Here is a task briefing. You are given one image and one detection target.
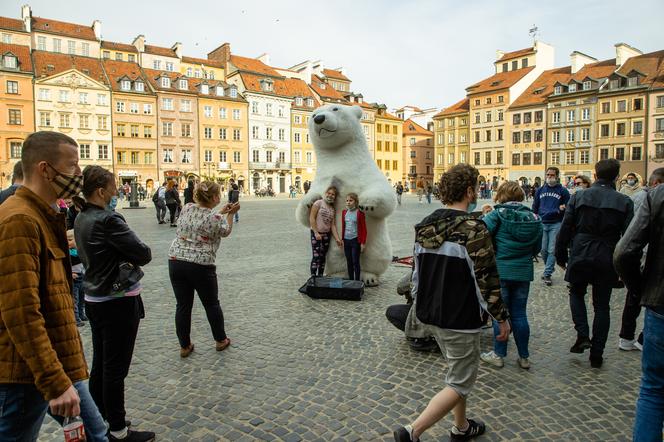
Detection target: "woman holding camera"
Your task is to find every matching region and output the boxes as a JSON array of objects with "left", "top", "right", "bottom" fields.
[
  {"left": 168, "top": 181, "right": 239, "bottom": 358},
  {"left": 75, "top": 166, "right": 154, "bottom": 442}
]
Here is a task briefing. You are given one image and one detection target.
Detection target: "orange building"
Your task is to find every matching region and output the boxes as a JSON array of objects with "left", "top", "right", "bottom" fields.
[{"left": 402, "top": 119, "right": 434, "bottom": 190}]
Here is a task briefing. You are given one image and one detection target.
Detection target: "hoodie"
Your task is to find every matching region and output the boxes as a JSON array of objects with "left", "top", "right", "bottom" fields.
[
  {"left": 533, "top": 183, "right": 570, "bottom": 224},
  {"left": 411, "top": 208, "right": 508, "bottom": 331},
  {"left": 483, "top": 203, "right": 543, "bottom": 282}
]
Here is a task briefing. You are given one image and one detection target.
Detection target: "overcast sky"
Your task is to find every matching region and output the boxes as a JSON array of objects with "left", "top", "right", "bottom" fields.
[{"left": 2, "top": 0, "right": 662, "bottom": 111}]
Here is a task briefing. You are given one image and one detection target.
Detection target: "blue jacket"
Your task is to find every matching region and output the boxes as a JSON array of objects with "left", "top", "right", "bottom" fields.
[
  {"left": 483, "top": 203, "right": 543, "bottom": 282},
  {"left": 533, "top": 183, "right": 570, "bottom": 224}
]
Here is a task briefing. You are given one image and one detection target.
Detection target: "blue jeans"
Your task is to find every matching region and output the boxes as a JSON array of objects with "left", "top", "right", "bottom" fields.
[
  {"left": 493, "top": 280, "right": 530, "bottom": 358},
  {"left": 72, "top": 275, "right": 87, "bottom": 322},
  {"left": 541, "top": 222, "right": 561, "bottom": 277},
  {"left": 49, "top": 381, "right": 108, "bottom": 442},
  {"left": 0, "top": 383, "right": 48, "bottom": 441},
  {"left": 633, "top": 306, "right": 664, "bottom": 441}
]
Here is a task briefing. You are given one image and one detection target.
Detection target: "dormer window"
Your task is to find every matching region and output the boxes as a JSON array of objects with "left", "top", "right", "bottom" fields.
[
  {"left": 610, "top": 79, "right": 619, "bottom": 89},
  {"left": 554, "top": 85, "right": 562, "bottom": 95},
  {"left": 3, "top": 54, "right": 17, "bottom": 69},
  {"left": 583, "top": 80, "right": 591, "bottom": 90},
  {"left": 569, "top": 83, "right": 577, "bottom": 92},
  {"left": 120, "top": 80, "right": 131, "bottom": 91},
  {"left": 260, "top": 79, "right": 273, "bottom": 92},
  {"left": 135, "top": 81, "right": 144, "bottom": 92},
  {"left": 215, "top": 86, "right": 224, "bottom": 96},
  {"left": 627, "top": 76, "right": 638, "bottom": 87},
  {"left": 201, "top": 84, "right": 209, "bottom": 94},
  {"left": 178, "top": 79, "right": 188, "bottom": 90},
  {"left": 229, "top": 87, "right": 238, "bottom": 98},
  {"left": 320, "top": 83, "right": 326, "bottom": 90},
  {"left": 306, "top": 98, "right": 314, "bottom": 107},
  {"left": 161, "top": 77, "right": 171, "bottom": 88},
  {"left": 295, "top": 97, "right": 303, "bottom": 106}
]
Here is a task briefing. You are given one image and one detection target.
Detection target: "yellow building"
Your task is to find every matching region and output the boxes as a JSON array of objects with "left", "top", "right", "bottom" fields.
[
  {"left": 402, "top": 119, "right": 434, "bottom": 190},
  {"left": 432, "top": 98, "right": 470, "bottom": 180},
  {"left": 374, "top": 107, "right": 403, "bottom": 186},
  {"left": 287, "top": 78, "right": 320, "bottom": 190},
  {"left": 0, "top": 43, "right": 34, "bottom": 187},
  {"left": 102, "top": 59, "right": 159, "bottom": 190},
  {"left": 101, "top": 41, "right": 139, "bottom": 63},
  {"left": 180, "top": 56, "right": 225, "bottom": 83},
  {"left": 197, "top": 79, "right": 249, "bottom": 190},
  {"left": 32, "top": 51, "right": 113, "bottom": 171}
]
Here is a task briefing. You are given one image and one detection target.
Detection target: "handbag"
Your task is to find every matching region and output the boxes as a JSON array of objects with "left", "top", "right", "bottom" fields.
[{"left": 111, "top": 261, "right": 144, "bottom": 292}]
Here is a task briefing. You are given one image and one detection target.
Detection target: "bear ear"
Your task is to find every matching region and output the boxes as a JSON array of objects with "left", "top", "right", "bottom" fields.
[{"left": 350, "top": 105, "right": 362, "bottom": 120}]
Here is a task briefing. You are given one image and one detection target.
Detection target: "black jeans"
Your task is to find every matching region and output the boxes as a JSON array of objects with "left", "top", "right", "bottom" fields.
[
  {"left": 86, "top": 296, "right": 142, "bottom": 432},
  {"left": 386, "top": 304, "right": 411, "bottom": 332},
  {"left": 166, "top": 203, "right": 178, "bottom": 224},
  {"left": 569, "top": 282, "right": 612, "bottom": 357},
  {"left": 620, "top": 289, "right": 643, "bottom": 341},
  {"left": 169, "top": 260, "right": 227, "bottom": 348},
  {"left": 344, "top": 237, "right": 361, "bottom": 280}
]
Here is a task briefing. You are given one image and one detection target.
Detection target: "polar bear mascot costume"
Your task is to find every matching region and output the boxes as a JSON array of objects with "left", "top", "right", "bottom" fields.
[{"left": 296, "top": 104, "right": 397, "bottom": 286}]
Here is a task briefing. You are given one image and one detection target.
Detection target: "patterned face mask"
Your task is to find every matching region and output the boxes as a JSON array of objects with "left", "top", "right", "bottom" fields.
[{"left": 47, "top": 163, "right": 83, "bottom": 200}]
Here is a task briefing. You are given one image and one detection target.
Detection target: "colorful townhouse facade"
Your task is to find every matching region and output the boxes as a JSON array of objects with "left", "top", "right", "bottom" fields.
[
  {"left": 374, "top": 107, "right": 403, "bottom": 185},
  {"left": 432, "top": 98, "right": 470, "bottom": 180},
  {"left": 648, "top": 79, "right": 664, "bottom": 176},
  {"left": 402, "top": 119, "right": 434, "bottom": 189}
]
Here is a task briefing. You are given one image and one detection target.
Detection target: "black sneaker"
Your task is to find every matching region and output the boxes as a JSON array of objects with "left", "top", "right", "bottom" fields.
[
  {"left": 409, "top": 337, "right": 440, "bottom": 353},
  {"left": 109, "top": 429, "right": 155, "bottom": 441},
  {"left": 542, "top": 275, "right": 552, "bottom": 286},
  {"left": 450, "top": 418, "right": 486, "bottom": 441},
  {"left": 589, "top": 355, "right": 603, "bottom": 368},
  {"left": 393, "top": 425, "right": 416, "bottom": 442},
  {"left": 570, "top": 336, "right": 592, "bottom": 353}
]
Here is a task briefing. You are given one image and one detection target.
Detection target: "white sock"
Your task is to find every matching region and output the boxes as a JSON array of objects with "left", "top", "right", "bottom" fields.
[
  {"left": 110, "top": 427, "right": 128, "bottom": 439},
  {"left": 404, "top": 424, "right": 418, "bottom": 441}
]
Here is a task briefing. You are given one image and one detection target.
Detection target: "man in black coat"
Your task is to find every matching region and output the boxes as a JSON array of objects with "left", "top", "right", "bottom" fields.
[{"left": 555, "top": 159, "right": 633, "bottom": 368}]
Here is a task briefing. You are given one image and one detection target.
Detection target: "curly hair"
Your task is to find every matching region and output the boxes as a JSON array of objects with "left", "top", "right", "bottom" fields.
[
  {"left": 438, "top": 164, "right": 479, "bottom": 205},
  {"left": 194, "top": 180, "right": 220, "bottom": 206}
]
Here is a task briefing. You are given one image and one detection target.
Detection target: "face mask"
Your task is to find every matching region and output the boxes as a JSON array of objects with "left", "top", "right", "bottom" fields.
[
  {"left": 467, "top": 202, "right": 477, "bottom": 213},
  {"left": 107, "top": 195, "right": 118, "bottom": 211},
  {"left": 47, "top": 164, "right": 83, "bottom": 200},
  {"left": 627, "top": 179, "right": 636, "bottom": 186},
  {"left": 546, "top": 178, "right": 557, "bottom": 187},
  {"left": 325, "top": 196, "right": 335, "bottom": 204}
]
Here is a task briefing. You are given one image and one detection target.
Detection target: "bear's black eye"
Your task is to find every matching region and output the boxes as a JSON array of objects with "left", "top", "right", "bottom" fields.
[{"left": 333, "top": 107, "right": 338, "bottom": 111}]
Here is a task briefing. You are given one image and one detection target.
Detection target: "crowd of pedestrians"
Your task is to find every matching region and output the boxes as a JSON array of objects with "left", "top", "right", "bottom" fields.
[{"left": 0, "top": 130, "right": 662, "bottom": 441}]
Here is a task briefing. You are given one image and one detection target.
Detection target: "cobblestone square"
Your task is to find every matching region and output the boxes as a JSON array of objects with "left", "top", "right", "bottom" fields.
[{"left": 40, "top": 195, "right": 641, "bottom": 441}]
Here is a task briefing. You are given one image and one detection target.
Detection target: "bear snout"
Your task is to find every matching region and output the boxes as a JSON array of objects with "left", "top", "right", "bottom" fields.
[{"left": 314, "top": 114, "right": 326, "bottom": 124}]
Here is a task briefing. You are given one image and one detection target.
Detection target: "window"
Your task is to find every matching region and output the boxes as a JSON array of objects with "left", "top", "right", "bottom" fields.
[
  {"left": 180, "top": 100, "right": 192, "bottom": 112},
  {"left": 181, "top": 123, "right": 191, "bottom": 137},
  {"left": 219, "top": 128, "right": 227, "bottom": 139},
  {"left": 569, "top": 84, "right": 577, "bottom": 93},
  {"left": 219, "top": 151, "right": 227, "bottom": 162},
  {"left": 160, "top": 77, "right": 170, "bottom": 88},
  {"left": 393, "top": 142, "right": 398, "bottom": 152},
  {"left": 552, "top": 112, "right": 560, "bottom": 123},
  {"left": 534, "top": 111, "right": 543, "bottom": 122},
  {"left": 266, "top": 103, "right": 272, "bottom": 116},
  {"left": 120, "top": 80, "right": 131, "bottom": 91},
  {"left": 166, "top": 62, "right": 174, "bottom": 72},
  {"left": 523, "top": 131, "right": 532, "bottom": 143},
  {"left": 497, "top": 110, "right": 503, "bottom": 122},
  {"left": 497, "top": 129, "right": 503, "bottom": 140},
  {"left": 580, "top": 150, "right": 589, "bottom": 164},
  {"left": 657, "top": 96, "right": 664, "bottom": 108},
  {"left": 657, "top": 118, "right": 664, "bottom": 132},
  {"left": 97, "top": 94, "right": 107, "bottom": 105},
  {"left": 215, "top": 86, "right": 223, "bottom": 96},
  {"left": 617, "top": 100, "right": 627, "bottom": 112},
  {"left": 512, "top": 153, "right": 521, "bottom": 165},
  {"left": 306, "top": 98, "right": 313, "bottom": 107},
  {"left": 252, "top": 126, "right": 259, "bottom": 139},
  {"left": 294, "top": 115, "right": 301, "bottom": 124},
  {"left": 552, "top": 131, "right": 561, "bottom": 143},
  {"left": 59, "top": 113, "right": 70, "bottom": 128},
  {"left": 566, "top": 110, "right": 575, "bottom": 122},
  {"left": 127, "top": 103, "right": 138, "bottom": 114},
  {"left": 551, "top": 152, "right": 560, "bottom": 165},
  {"left": 485, "top": 111, "right": 492, "bottom": 123},
  {"left": 2, "top": 33, "right": 11, "bottom": 44},
  {"left": 474, "top": 131, "right": 480, "bottom": 143},
  {"left": 128, "top": 54, "right": 135, "bottom": 63},
  {"left": 67, "top": 40, "right": 76, "bottom": 54},
  {"left": 632, "top": 146, "right": 642, "bottom": 161},
  {"left": 486, "top": 97, "right": 492, "bottom": 105},
  {"left": 143, "top": 126, "right": 152, "bottom": 138},
  {"left": 534, "top": 130, "right": 543, "bottom": 142},
  {"left": 616, "top": 123, "right": 626, "bottom": 136},
  {"left": 474, "top": 112, "right": 480, "bottom": 124},
  {"left": 377, "top": 141, "right": 382, "bottom": 151},
  {"left": 294, "top": 132, "right": 301, "bottom": 143},
  {"left": 59, "top": 90, "right": 70, "bottom": 103},
  {"left": 523, "top": 112, "right": 532, "bottom": 124},
  {"left": 102, "top": 50, "right": 110, "bottom": 59},
  {"left": 39, "top": 111, "right": 51, "bottom": 126},
  {"left": 178, "top": 79, "right": 188, "bottom": 90},
  {"left": 512, "top": 132, "right": 521, "bottom": 144},
  {"left": 234, "top": 151, "right": 241, "bottom": 163},
  {"left": 79, "top": 114, "right": 89, "bottom": 129},
  {"left": 460, "top": 133, "right": 467, "bottom": 143},
  {"left": 512, "top": 60, "right": 518, "bottom": 70},
  {"left": 534, "top": 152, "right": 542, "bottom": 165},
  {"left": 153, "top": 60, "right": 162, "bottom": 70},
  {"left": 448, "top": 133, "right": 454, "bottom": 144},
  {"left": 162, "top": 122, "right": 173, "bottom": 136},
  {"left": 522, "top": 153, "right": 531, "bottom": 165},
  {"left": 601, "top": 102, "right": 610, "bottom": 113},
  {"left": 182, "top": 150, "right": 192, "bottom": 164},
  {"left": 615, "top": 147, "right": 625, "bottom": 161},
  {"left": 194, "top": 70, "right": 201, "bottom": 78},
  {"left": 116, "top": 124, "right": 126, "bottom": 137},
  {"left": 655, "top": 144, "right": 664, "bottom": 159},
  {"left": 485, "top": 151, "right": 492, "bottom": 165},
  {"left": 97, "top": 115, "right": 108, "bottom": 130},
  {"left": 600, "top": 124, "right": 610, "bottom": 137},
  {"left": 81, "top": 43, "right": 89, "bottom": 57},
  {"left": 278, "top": 106, "right": 284, "bottom": 118},
  {"left": 600, "top": 148, "right": 609, "bottom": 160},
  {"left": 565, "top": 151, "right": 575, "bottom": 164},
  {"left": 278, "top": 152, "right": 286, "bottom": 163},
  {"left": 513, "top": 114, "right": 521, "bottom": 125},
  {"left": 447, "top": 153, "right": 454, "bottom": 165},
  {"left": 143, "top": 103, "right": 152, "bottom": 114},
  {"left": 496, "top": 151, "right": 503, "bottom": 165},
  {"left": 204, "top": 150, "right": 212, "bottom": 162},
  {"left": 37, "top": 36, "right": 46, "bottom": 51},
  {"left": 474, "top": 152, "right": 480, "bottom": 165},
  {"left": 252, "top": 150, "right": 259, "bottom": 162},
  {"left": 266, "top": 151, "right": 273, "bottom": 163},
  {"left": 8, "top": 109, "right": 21, "bottom": 125},
  {"left": 581, "top": 108, "right": 590, "bottom": 120},
  {"left": 554, "top": 86, "right": 562, "bottom": 95},
  {"left": 633, "top": 121, "right": 643, "bottom": 135},
  {"left": 204, "top": 127, "right": 212, "bottom": 139},
  {"left": 204, "top": 106, "right": 212, "bottom": 118},
  {"left": 163, "top": 149, "right": 173, "bottom": 163},
  {"left": 384, "top": 160, "right": 390, "bottom": 170},
  {"left": 581, "top": 128, "right": 590, "bottom": 141},
  {"left": 393, "top": 160, "right": 399, "bottom": 171},
  {"left": 502, "top": 62, "right": 508, "bottom": 72},
  {"left": 232, "top": 109, "right": 241, "bottom": 120},
  {"left": 130, "top": 152, "right": 139, "bottom": 165},
  {"left": 114, "top": 53, "right": 123, "bottom": 61},
  {"left": 610, "top": 79, "right": 619, "bottom": 89},
  {"left": 230, "top": 88, "right": 238, "bottom": 98},
  {"left": 39, "top": 88, "right": 50, "bottom": 101},
  {"left": 233, "top": 128, "right": 241, "bottom": 141},
  {"left": 566, "top": 130, "right": 575, "bottom": 142},
  {"left": 485, "top": 130, "right": 491, "bottom": 142},
  {"left": 583, "top": 81, "right": 591, "bottom": 90},
  {"left": 219, "top": 107, "right": 227, "bottom": 119},
  {"left": 6, "top": 80, "right": 18, "bottom": 94},
  {"left": 634, "top": 98, "right": 643, "bottom": 111},
  {"left": 498, "top": 96, "right": 504, "bottom": 103},
  {"left": 79, "top": 144, "right": 90, "bottom": 159},
  {"left": 116, "top": 101, "right": 125, "bottom": 112}
]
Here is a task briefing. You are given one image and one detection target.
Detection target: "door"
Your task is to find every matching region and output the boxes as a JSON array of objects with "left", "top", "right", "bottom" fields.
[{"left": 279, "top": 174, "right": 286, "bottom": 193}]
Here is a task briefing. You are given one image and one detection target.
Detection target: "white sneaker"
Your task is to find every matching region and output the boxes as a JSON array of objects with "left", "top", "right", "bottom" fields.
[
  {"left": 619, "top": 338, "right": 638, "bottom": 351},
  {"left": 480, "top": 351, "right": 504, "bottom": 368},
  {"left": 517, "top": 357, "right": 531, "bottom": 370},
  {"left": 634, "top": 341, "right": 643, "bottom": 351}
]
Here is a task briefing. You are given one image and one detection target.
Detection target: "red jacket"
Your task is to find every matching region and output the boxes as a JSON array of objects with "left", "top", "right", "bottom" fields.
[{"left": 341, "top": 209, "right": 367, "bottom": 244}]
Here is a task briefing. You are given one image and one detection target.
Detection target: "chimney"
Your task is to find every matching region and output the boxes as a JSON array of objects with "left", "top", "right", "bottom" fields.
[
  {"left": 570, "top": 51, "right": 597, "bottom": 74},
  {"left": 171, "top": 42, "right": 182, "bottom": 59},
  {"left": 208, "top": 42, "right": 231, "bottom": 70},
  {"left": 256, "top": 53, "right": 270, "bottom": 66},
  {"left": 21, "top": 4, "right": 31, "bottom": 32},
  {"left": 615, "top": 43, "right": 642, "bottom": 67},
  {"left": 495, "top": 50, "right": 505, "bottom": 61},
  {"left": 132, "top": 34, "right": 145, "bottom": 53},
  {"left": 92, "top": 20, "right": 101, "bottom": 41}
]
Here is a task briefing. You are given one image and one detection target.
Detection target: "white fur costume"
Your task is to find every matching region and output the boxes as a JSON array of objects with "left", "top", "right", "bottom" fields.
[{"left": 296, "top": 104, "right": 397, "bottom": 286}]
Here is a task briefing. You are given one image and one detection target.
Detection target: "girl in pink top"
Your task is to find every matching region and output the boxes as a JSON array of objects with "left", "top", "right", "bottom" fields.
[{"left": 309, "top": 186, "right": 342, "bottom": 276}]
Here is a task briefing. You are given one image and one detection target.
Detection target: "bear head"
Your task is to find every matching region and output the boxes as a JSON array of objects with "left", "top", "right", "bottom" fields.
[{"left": 309, "top": 104, "right": 364, "bottom": 151}]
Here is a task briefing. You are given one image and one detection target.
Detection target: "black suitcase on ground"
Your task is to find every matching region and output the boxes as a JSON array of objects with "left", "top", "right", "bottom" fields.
[{"left": 298, "top": 276, "right": 364, "bottom": 301}]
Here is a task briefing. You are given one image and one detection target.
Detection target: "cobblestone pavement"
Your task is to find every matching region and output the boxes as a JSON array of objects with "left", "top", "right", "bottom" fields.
[{"left": 41, "top": 195, "right": 641, "bottom": 441}]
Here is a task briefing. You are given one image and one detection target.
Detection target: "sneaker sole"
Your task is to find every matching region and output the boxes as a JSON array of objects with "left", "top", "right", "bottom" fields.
[{"left": 480, "top": 358, "right": 504, "bottom": 368}]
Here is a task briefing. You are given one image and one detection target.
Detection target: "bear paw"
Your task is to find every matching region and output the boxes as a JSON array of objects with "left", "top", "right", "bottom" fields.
[
  {"left": 361, "top": 272, "right": 380, "bottom": 287},
  {"left": 304, "top": 193, "right": 322, "bottom": 209}
]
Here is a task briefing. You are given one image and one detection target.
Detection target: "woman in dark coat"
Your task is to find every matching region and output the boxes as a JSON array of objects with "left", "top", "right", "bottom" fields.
[{"left": 165, "top": 180, "right": 181, "bottom": 227}]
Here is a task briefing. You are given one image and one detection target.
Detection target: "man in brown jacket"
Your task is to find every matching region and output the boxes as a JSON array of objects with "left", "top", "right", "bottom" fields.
[{"left": 0, "top": 131, "right": 88, "bottom": 439}]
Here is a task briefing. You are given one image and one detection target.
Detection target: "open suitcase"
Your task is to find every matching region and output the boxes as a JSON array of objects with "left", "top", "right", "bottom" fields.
[{"left": 298, "top": 276, "right": 364, "bottom": 301}]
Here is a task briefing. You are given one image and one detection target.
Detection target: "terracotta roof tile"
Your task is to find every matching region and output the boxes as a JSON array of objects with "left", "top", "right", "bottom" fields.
[
  {"left": 322, "top": 68, "right": 349, "bottom": 81},
  {"left": 497, "top": 47, "right": 535, "bottom": 62},
  {"left": 310, "top": 74, "right": 347, "bottom": 101},
  {"left": 144, "top": 44, "right": 177, "bottom": 58},
  {"left": 466, "top": 66, "right": 535, "bottom": 95},
  {"left": 32, "top": 51, "right": 108, "bottom": 85},
  {"left": 32, "top": 16, "right": 97, "bottom": 41},
  {"left": 237, "top": 72, "right": 293, "bottom": 98},
  {"left": 615, "top": 49, "right": 664, "bottom": 87},
  {"left": 142, "top": 68, "right": 200, "bottom": 94},
  {"left": 510, "top": 66, "right": 573, "bottom": 109},
  {"left": 193, "top": 78, "right": 246, "bottom": 102},
  {"left": 101, "top": 41, "right": 137, "bottom": 53},
  {"left": 434, "top": 98, "right": 470, "bottom": 117},
  {"left": 101, "top": 59, "right": 150, "bottom": 93},
  {"left": 0, "top": 17, "right": 26, "bottom": 33},
  {"left": 0, "top": 43, "right": 33, "bottom": 73},
  {"left": 283, "top": 77, "right": 320, "bottom": 108},
  {"left": 181, "top": 56, "right": 225, "bottom": 69},
  {"left": 376, "top": 111, "right": 402, "bottom": 121},
  {"left": 230, "top": 55, "right": 281, "bottom": 77},
  {"left": 403, "top": 119, "right": 433, "bottom": 136},
  {"left": 569, "top": 58, "right": 617, "bottom": 82}
]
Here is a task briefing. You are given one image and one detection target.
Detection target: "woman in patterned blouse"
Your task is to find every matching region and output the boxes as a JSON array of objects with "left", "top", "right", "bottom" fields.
[{"left": 168, "top": 181, "right": 240, "bottom": 358}]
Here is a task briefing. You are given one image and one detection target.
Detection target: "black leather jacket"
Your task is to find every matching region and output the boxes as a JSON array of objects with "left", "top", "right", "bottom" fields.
[
  {"left": 615, "top": 185, "right": 664, "bottom": 308},
  {"left": 74, "top": 203, "right": 151, "bottom": 296}
]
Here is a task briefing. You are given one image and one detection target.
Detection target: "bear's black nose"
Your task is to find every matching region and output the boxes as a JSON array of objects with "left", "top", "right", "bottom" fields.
[{"left": 314, "top": 114, "right": 325, "bottom": 124}]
